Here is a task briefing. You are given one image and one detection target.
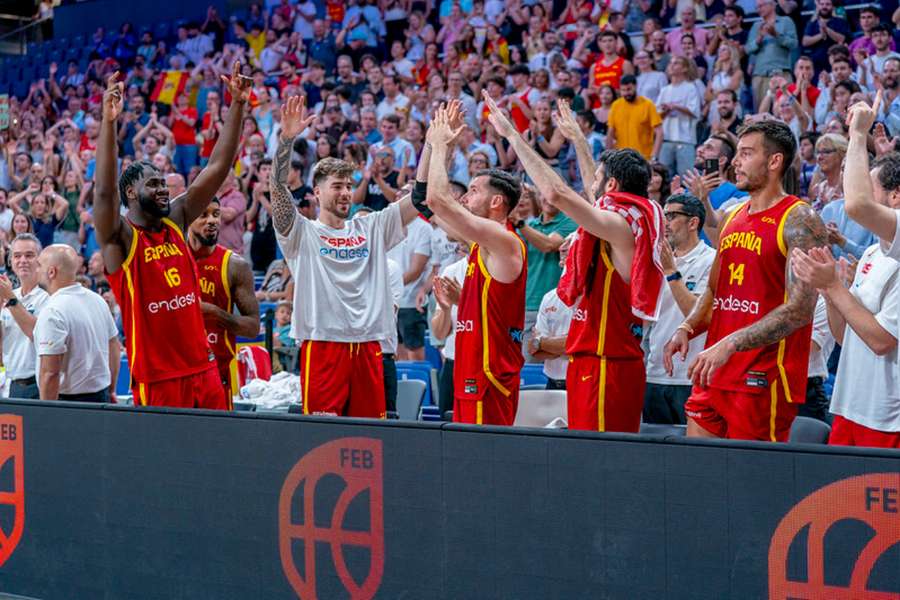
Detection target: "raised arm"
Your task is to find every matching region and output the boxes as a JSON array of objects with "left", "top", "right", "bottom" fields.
[
  {"left": 843, "top": 92, "right": 897, "bottom": 243},
  {"left": 94, "top": 74, "right": 130, "bottom": 272},
  {"left": 270, "top": 95, "right": 316, "bottom": 236},
  {"left": 555, "top": 99, "right": 597, "bottom": 200},
  {"left": 173, "top": 62, "right": 251, "bottom": 229}
]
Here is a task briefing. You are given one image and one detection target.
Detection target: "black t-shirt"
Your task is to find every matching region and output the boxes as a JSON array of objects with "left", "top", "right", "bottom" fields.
[{"left": 364, "top": 171, "right": 400, "bottom": 211}]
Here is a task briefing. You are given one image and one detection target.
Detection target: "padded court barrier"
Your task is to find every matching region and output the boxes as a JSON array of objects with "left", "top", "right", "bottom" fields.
[{"left": 0, "top": 399, "right": 897, "bottom": 599}]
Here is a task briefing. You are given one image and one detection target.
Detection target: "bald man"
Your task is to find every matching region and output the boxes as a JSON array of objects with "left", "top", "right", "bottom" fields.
[
  {"left": 166, "top": 173, "right": 187, "bottom": 198},
  {"left": 35, "top": 244, "right": 120, "bottom": 402}
]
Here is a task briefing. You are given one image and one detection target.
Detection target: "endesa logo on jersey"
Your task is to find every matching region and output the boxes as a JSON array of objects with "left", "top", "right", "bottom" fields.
[
  {"left": 713, "top": 294, "right": 760, "bottom": 315},
  {"left": 319, "top": 234, "right": 370, "bottom": 261},
  {"left": 0, "top": 415, "right": 24, "bottom": 568},
  {"left": 147, "top": 292, "right": 197, "bottom": 314}
]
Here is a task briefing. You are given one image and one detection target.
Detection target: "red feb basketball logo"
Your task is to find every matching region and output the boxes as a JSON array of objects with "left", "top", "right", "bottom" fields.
[
  {"left": 279, "top": 438, "right": 384, "bottom": 599},
  {"left": 768, "top": 473, "right": 899, "bottom": 599},
  {"left": 0, "top": 415, "right": 24, "bottom": 567}
]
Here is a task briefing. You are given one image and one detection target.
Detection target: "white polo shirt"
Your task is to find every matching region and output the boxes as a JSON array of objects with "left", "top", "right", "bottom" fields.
[
  {"left": 437, "top": 257, "right": 468, "bottom": 361},
  {"left": 533, "top": 289, "right": 574, "bottom": 381},
  {"left": 830, "top": 244, "right": 900, "bottom": 432},
  {"left": 1, "top": 285, "right": 49, "bottom": 380},
  {"left": 644, "top": 240, "right": 716, "bottom": 385},
  {"left": 34, "top": 284, "right": 118, "bottom": 395},
  {"left": 808, "top": 296, "right": 834, "bottom": 380}
]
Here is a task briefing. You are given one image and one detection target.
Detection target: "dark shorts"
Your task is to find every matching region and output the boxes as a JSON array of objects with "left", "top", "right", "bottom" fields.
[
  {"left": 643, "top": 382, "right": 691, "bottom": 425},
  {"left": 397, "top": 308, "right": 427, "bottom": 349}
]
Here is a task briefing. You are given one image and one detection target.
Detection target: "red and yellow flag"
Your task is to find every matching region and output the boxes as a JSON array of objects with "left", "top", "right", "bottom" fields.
[{"left": 150, "top": 71, "right": 187, "bottom": 105}]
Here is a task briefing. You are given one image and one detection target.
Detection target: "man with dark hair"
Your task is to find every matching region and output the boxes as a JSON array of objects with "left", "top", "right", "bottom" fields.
[
  {"left": 857, "top": 24, "right": 900, "bottom": 90},
  {"left": 269, "top": 96, "right": 423, "bottom": 418},
  {"left": 590, "top": 30, "right": 633, "bottom": 93},
  {"left": 708, "top": 6, "right": 748, "bottom": 68},
  {"left": 369, "top": 114, "right": 416, "bottom": 172},
  {"left": 814, "top": 54, "right": 855, "bottom": 126},
  {"left": 187, "top": 198, "right": 260, "bottom": 407},
  {"left": 425, "top": 102, "right": 527, "bottom": 426},
  {"left": 95, "top": 65, "right": 250, "bottom": 409},
  {"left": 712, "top": 89, "right": 741, "bottom": 136},
  {"left": 665, "top": 119, "right": 828, "bottom": 441},
  {"left": 489, "top": 94, "right": 664, "bottom": 432},
  {"left": 801, "top": 0, "right": 849, "bottom": 73},
  {"left": 849, "top": 7, "right": 894, "bottom": 59},
  {"left": 643, "top": 194, "right": 715, "bottom": 424},
  {"left": 507, "top": 64, "right": 541, "bottom": 133},
  {"left": 681, "top": 134, "right": 747, "bottom": 240},
  {"left": 607, "top": 73, "right": 662, "bottom": 160}
]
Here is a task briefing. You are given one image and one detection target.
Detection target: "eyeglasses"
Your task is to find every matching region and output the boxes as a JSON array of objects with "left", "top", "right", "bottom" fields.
[
  {"left": 816, "top": 148, "right": 837, "bottom": 155},
  {"left": 664, "top": 211, "right": 692, "bottom": 221},
  {"left": 469, "top": 157, "right": 488, "bottom": 164}
]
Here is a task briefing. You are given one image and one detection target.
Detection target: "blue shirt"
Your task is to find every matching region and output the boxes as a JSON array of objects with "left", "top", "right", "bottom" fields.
[
  {"left": 708, "top": 181, "right": 748, "bottom": 210},
  {"left": 820, "top": 199, "right": 875, "bottom": 260}
]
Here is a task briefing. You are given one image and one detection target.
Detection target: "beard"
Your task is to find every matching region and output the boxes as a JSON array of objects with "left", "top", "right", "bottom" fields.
[
  {"left": 885, "top": 76, "right": 899, "bottom": 90},
  {"left": 196, "top": 231, "right": 218, "bottom": 247},
  {"left": 719, "top": 108, "right": 734, "bottom": 120},
  {"left": 138, "top": 193, "right": 170, "bottom": 218}
]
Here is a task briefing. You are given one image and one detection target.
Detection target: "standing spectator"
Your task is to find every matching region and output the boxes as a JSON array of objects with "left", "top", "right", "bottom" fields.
[
  {"left": 430, "top": 250, "right": 467, "bottom": 420},
  {"left": 848, "top": 8, "right": 894, "bottom": 59},
  {"left": 649, "top": 29, "right": 671, "bottom": 74},
  {"left": 34, "top": 245, "right": 119, "bottom": 403},
  {"left": 528, "top": 283, "right": 574, "bottom": 391},
  {"left": 177, "top": 23, "right": 215, "bottom": 66},
  {"left": 352, "top": 146, "right": 403, "bottom": 211},
  {"left": 516, "top": 188, "right": 577, "bottom": 345},
  {"left": 607, "top": 74, "right": 663, "bottom": 161},
  {"left": 445, "top": 72, "right": 478, "bottom": 132},
  {"left": 633, "top": 50, "right": 668, "bottom": 104},
  {"left": 809, "top": 132, "right": 846, "bottom": 211},
  {"left": 507, "top": 64, "right": 541, "bottom": 133},
  {"left": 589, "top": 31, "right": 634, "bottom": 94},
  {"left": 369, "top": 115, "right": 416, "bottom": 172},
  {"left": 293, "top": 0, "right": 318, "bottom": 42},
  {"left": 644, "top": 194, "right": 715, "bottom": 424},
  {"left": 308, "top": 20, "right": 344, "bottom": 74},
  {"left": 657, "top": 57, "right": 702, "bottom": 177},
  {"left": 814, "top": 56, "right": 856, "bottom": 127},
  {"left": 216, "top": 173, "right": 247, "bottom": 254},
  {"left": 801, "top": 0, "right": 848, "bottom": 74},
  {"left": 0, "top": 234, "right": 48, "bottom": 399},
  {"left": 388, "top": 213, "right": 432, "bottom": 362},
  {"left": 711, "top": 90, "right": 741, "bottom": 136},
  {"left": 666, "top": 8, "right": 710, "bottom": 58},
  {"left": 171, "top": 94, "right": 198, "bottom": 176},
  {"left": 746, "top": 0, "right": 798, "bottom": 110},
  {"left": 248, "top": 159, "right": 276, "bottom": 273},
  {"left": 375, "top": 74, "right": 410, "bottom": 120},
  {"left": 856, "top": 25, "right": 900, "bottom": 90},
  {"left": 707, "top": 6, "right": 749, "bottom": 70}
]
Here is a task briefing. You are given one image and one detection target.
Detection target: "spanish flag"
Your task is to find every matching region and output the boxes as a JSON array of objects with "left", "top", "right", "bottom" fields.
[{"left": 150, "top": 71, "right": 187, "bottom": 105}]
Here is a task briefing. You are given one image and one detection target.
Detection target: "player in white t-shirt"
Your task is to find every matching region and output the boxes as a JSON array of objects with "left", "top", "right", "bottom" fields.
[
  {"left": 388, "top": 216, "right": 432, "bottom": 361},
  {"left": 270, "top": 96, "right": 423, "bottom": 418},
  {"left": 528, "top": 289, "right": 573, "bottom": 389}
]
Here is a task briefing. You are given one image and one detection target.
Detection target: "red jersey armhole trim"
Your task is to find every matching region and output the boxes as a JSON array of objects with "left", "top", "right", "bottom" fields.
[{"left": 776, "top": 200, "right": 806, "bottom": 257}]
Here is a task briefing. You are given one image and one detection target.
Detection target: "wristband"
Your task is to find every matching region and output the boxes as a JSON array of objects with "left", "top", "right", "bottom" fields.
[
  {"left": 666, "top": 270, "right": 682, "bottom": 282},
  {"left": 411, "top": 180, "right": 433, "bottom": 219},
  {"left": 676, "top": 322, "right": 694, "bottom": 336}
]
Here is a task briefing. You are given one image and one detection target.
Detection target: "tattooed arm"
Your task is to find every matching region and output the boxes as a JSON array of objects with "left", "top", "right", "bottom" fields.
[
  {"left": 270, "top": 95, "right": 316, "bottom": 236},
  {"left": 687, "top": 202, "right": 828, "bottom": 387}
]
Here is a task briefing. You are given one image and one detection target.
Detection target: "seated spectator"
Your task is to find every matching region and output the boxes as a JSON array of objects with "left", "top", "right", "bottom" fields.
[
  {"left": 809, "top": 132, "right": 847, "bottom": 211},
  {"left": 256, "top": 259, "right": 294, "bottom": 303},
  {"left": 798, "top": 131, "right": 819, "bottom": 201},
  {"left": 801, "top": 0, "right": 849, "bottom": 74}
]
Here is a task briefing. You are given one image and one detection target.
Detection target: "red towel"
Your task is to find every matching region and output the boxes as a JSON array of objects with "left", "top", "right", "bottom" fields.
[{"left": 558, "top": 192, "right": 665, "bottom": 321}]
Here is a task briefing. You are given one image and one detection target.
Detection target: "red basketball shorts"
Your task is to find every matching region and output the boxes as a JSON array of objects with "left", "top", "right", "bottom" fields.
[
  {"left": 454, "top": 381, "right": 519, "bottom": 426},
  {"left": 133, "top": 366, "right": 228, "bottom": 410},
  {"left": 566, "top": 356, "right": 645, "bottom": 432},
  {"left": 685, "top": 383, "right": 798, "bottom": 442},
  {"left": 829, "top": 415, "right": 900, "bottom": 448},
  {"left": 300, "top": 340, "right": 386, "bottom": 418}
]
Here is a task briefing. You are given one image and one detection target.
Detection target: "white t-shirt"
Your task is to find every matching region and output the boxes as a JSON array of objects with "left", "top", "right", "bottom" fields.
[
  {"left": 376, "top": 94, "right": 411, "bottom": 120},
  {"left": 438, "top": 258, "right": 468, "bottom": 361},
  {"left": 808, "top": 296, "right": 834, "bottom": 380},
  {"left": 429, "top": 226, "right": 460, "bottom": 269},
  {"left": 276, "top": 203, "right": 406, "bottom": 342},
  {"left": 381, "top": 259, "right": 404, "bottom": 354},
  {"left": 0, "top": 208, "right": 13, "bottom": 232},
  {"left": 34, "top": 284, "right": 117, "bottom": 395},
  {"left": 293, "top": 0, "right": 317, "bottom": 39},
  {"left": 387, "top": 217, "right": 432, "bottom": 309},
  {"left": 1, "top": 285, "right": 49, "bottom": 380},
  {"left": 533, "top": 289, "right": 574, "bottom": 381},
  {"left": 657, "top": 81, "right": 701, "bottom": 145},
  {"left": 637, "top": 71, "right": 668, "bottom": 104},
  {"left": 830, "top": 244, "right": 900, "bottom": 432},
  {"left": 644, "top": 241, "right": 716, "bottom": 385}
]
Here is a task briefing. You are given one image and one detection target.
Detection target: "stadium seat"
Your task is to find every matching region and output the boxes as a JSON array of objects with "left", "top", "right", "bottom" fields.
[
  {"left": 514, "top": 390, "right": 567, "bottom": 427},
  {"left": 520, "top": 383, "right": 547, "bottom": 391},
  {"left": 396, "top": 363, "right": 432, "bottom": 405},
  {"left": 116, "top": 356, "right": 130, "bottom": 396},
  {"left": 520, "top": 364, "right": 548, "bottom": 387},
  {"left": 639, "top": 423, "right": 687, "bottom": 436},
  {"left": 789, "top": 416, "right": 831, "bottom": 444},
  {"left": 396, "top": 380, "right": 426, "bottom": 420}
]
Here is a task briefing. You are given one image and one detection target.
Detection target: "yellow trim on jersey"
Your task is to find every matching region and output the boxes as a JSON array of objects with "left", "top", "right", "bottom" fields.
[
  {"left": 476, "top": 401, "right": 483, "bottom": 425},
  {"left": 718, "top": 202, "right": 748, "bottom": 250},
  {"left": 769, "top": 380, "right": 778, "bottom": 442},
  {"left": 161, "top": 217, "right": 185, "bottom": 241},
  {"left": 122, "top": 227, "right": 140, "bottom": 383},
  {"left": 776, "top": 200, "right": 805, "bottom": 257},
  {"left": 595, "top": 244, "right": 615, "bottom": 356},
  {"left": 775, "top": 290, "right": 793, "bottom": 403},
  {"left": 138, "top": 382, "right": 147, "bottom": 407},
  {"left": 302, "top": 341, "right": 312, "bottom": 414},
  {"left": 597, "top": 357, "right": 607, "bottom": 432}
]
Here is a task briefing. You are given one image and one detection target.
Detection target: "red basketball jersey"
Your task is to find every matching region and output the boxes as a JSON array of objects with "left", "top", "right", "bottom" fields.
[
  {"left": 193, "top": 244, "right": 237, "bottom": 377},
  {"left": 591, "top": 56, "right": 626, "bottom": 89},
  {"left": 107, "top": 218, "right": 215, "bottom": 384},
  {"left": 565, "top": 241, "right": 644, "bottom": 359},
  {"left": 454, "top": 236, "right": 527, "bottom": 401},
  {"left": 706, "top": 196, "right": 811, "bottom": 401}
]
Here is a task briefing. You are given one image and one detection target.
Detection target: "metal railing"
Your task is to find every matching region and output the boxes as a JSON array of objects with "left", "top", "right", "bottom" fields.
[{"left": 0, "top": 17, "right": 51, "bottom": 56}]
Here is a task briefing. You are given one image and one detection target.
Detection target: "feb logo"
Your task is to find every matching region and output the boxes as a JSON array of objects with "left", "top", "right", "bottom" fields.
[
  {"left": 279, "top": 438, "right": 384, "bottom": 599},
  {"left": 768, "top": 473, "right": 899, "bottom": 599},
  {"left": 0, "top": 414, "right": 24, "bottom": 567}
]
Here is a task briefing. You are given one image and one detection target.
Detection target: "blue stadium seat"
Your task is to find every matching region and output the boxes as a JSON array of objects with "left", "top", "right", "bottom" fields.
[
  {"left": 396, "top": 361, "right": 433, "bottom": 405},
  {"left": 71, "top": 35, "right": 85, "bottom": 48},
  {"left": 116, "top": 356, "right": 130, "bottom": 396},
  {"left": 520, "top": 364, "right": 547, "bottom": 387}
]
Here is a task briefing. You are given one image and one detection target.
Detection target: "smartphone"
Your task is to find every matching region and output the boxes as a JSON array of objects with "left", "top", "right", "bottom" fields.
[{"left": 704, "top": 158, "right": 718, "bottom": 175}]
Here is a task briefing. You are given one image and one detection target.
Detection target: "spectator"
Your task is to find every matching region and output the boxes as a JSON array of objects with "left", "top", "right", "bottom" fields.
[
  {"left": 388, "top": 213, "right": 431, "bottom": 362},
  {"left": 644, "top": 194, "right": 715, "bottom": 424},
  {"left": 248, "top": 159, "right": 277, "bottom": 272},
  {"left": 648, "top": 29, "right": 671, "bottom": 74},
  {"left": 666, "top": 8, "right": 710, "bottom": 58},
  {"left": 746, "top": 0, "right": 798, "bottom": 110},
  {"left": 809, "top": 132, "right": 846, "bottom": 211},
  {"left": 814, "top": 56, "right": 857, "bottom": 128},
  {"left": 856, "top": 25, "right": 900, "bottom": 90},
  {"left": 369, "top": 115, "right": 416, "bottom": 172},
  {"left": 707, "top": 6, "right": 749, "bottom": 70},
  {"left": 0, "top": 234, "right": 48, "bottom": 399},
  {"left": 34, "top": 245, "right": 119, "bottom": 403},
  {"left": 216, "top": 173, "right": 248, "bottom": 254},
  {"left": 607, "top": 74, "right": 663, "bottom": 161},
  {"left": 848, "top": 7, "right": 894, "bottom": 59},
  {"left": 820, "top": 180, "right": 876, "bottom": 260},
  {"left": 430, "top": 245, "right": 466, "bottom": 420},
  {"left": 633, "top": 50, "right": 668, "bottom": 104},
  {"left": 657, "top": 57, "right": 702, "bottom": 178},
  {"left": 798, "top": 131, "right": 819, "bottom": 201},
  {"left": 256, "top": 259, "right": 294, "bottom": 303},
  {"left": 589, "top": 31, "right": 634, "bottom": 95},
  {"left": 705, "top": 45, "right": 744, "bottom": 124},
  {"left": 507, "top": 64, "right": 541, "bottom": 133},
  {"left": 801, "top": 0, "right": 848, "bottom": 74},
  {"left": 375, "top": 74, "right": 410, "bottom": 120},
  {"left": 883, "top": 58, "right": 900, "bottom": 135},
  {"left": 711, "top": 90, "right": 741, "bottom": 136},
  {"left": 526, "top": 235, "right": 574, "bottom": 390},
  {"left": 353, "top": 146, "right": 404, "bottom": 210}
]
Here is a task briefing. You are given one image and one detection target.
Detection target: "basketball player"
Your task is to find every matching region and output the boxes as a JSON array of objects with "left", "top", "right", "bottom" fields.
[
  {"left": 664, "top": 120, "right": 828, "bottom": 441},
  {"left": 483, "top": 94, "right": 663, "bottom": 433},
  {"left": 269, "top": 95, "right": 423, "bottom": 418},
  {"left": 188, "top": 198, "right": 261, "bottom": 407},
  {"left": 426, "top": 102, "right": 526, "bottom": 426},
  {"left": 94, "top": 65, "right": 251, "bottom": 408}
]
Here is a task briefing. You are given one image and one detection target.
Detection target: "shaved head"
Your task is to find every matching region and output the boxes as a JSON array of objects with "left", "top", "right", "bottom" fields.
[
  {"left": 38, "top": 244, "right": 81, "bottom": 292},
  {"left": 166, "top": 173, "right": 186, "bottom": 198}
]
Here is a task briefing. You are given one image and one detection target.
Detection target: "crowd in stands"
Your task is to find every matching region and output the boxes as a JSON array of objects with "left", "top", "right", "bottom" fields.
[{"left": 1, "top": 0, "right": 900, "bottom": 444}]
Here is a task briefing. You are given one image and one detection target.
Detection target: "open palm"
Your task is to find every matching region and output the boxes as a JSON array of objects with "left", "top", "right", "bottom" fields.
[{"left": 280, "top": 95, "right": 316, "bottom": 141}]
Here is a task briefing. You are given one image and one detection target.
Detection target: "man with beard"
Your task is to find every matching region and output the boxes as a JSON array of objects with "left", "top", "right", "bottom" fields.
[
  {"left": 188, "top": 199, "right": 260, "bottom": 407},
  {"left": 712, "top": 90, "right": 741, "bottom": 136},
  {"left": 858, "top": 25, "right": 900, "bottom": 90},
  {"left": 801, "top": 0, "right": 849, "bottom": 73},
  {"left": 883, "top": 58, "right": 900, "bottom": 137},
  {"left": 607, "top": 74, "right": 663, "bottom": 161},
  {"left": 269, "top": 95, "right": 422, "bottom": 418},
  {"left": 680, "top": 134, "right": 746, "bottom": 240},
  {"left": 664, "top": 120, "right": 828, "bottom": 441},
  {"left": 94, "top": 64, "right": 250, "bottom": 409}
]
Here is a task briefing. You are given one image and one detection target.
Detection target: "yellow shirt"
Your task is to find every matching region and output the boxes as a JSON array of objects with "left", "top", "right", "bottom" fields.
[
  {"left": 244, "top": 31, "right": 266, "bottom": 59},
  {"left": 607, "top": 96, "right": 662, "bottom": 159}
]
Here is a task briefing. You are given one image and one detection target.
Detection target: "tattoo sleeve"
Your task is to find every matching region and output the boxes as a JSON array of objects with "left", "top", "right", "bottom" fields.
[
  {"left": 727, "top": 203, "right": 828, "bottom": 352},
  {"left": 270, "top": 136, "right": 296, "bottom": 236}
]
